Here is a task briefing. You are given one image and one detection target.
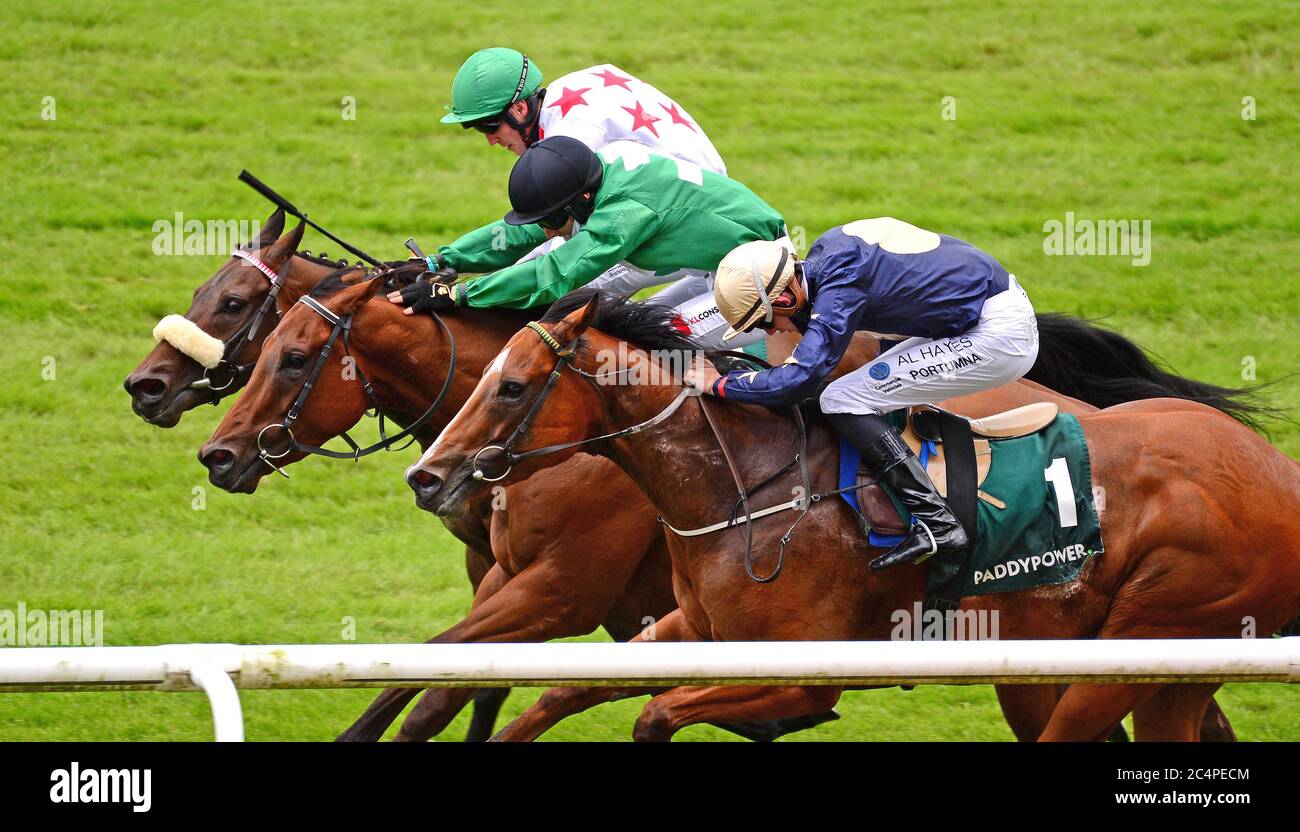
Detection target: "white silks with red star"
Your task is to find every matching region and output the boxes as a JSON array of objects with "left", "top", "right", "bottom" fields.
[{"left": 537, "top": 64, "right": 727, "bottom": 176}]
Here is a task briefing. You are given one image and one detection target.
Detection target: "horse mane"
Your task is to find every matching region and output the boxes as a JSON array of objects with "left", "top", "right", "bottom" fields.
[
  {"left": 295, "top": 249, "right": 363, "bottom": 269},
  {"left": 541, "top": 288, "right": 697, "bottom": 361},
  {"left": 307, "top": 265, "right": 374, "bottom": 299}
]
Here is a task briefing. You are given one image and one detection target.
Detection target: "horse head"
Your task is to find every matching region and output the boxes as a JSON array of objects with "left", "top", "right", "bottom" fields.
[
  {"left": 196, "top": 270, "right": 383, "bottom": 492},
  {"left": 123, "top": 207, "right": 330, "bottom": 426},
  {"left": 405, "top": 290, "right": 701, "bottom": 516}
]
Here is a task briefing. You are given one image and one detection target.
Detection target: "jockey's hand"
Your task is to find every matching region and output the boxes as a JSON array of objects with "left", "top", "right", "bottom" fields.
[
  {"left": 685, "top": 358, "right": 723, "bottom": 395},
  {"left": 388, "top": 279, "right": 459, "bottom": 315}
]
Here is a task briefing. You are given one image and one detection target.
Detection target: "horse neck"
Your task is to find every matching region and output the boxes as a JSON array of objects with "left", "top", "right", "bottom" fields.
[
  {"left": 348, "top": 303, "right": 537, "bottom": 446},
  {"left": 592, "top": 356, "right": 809, "bottom": 533}
]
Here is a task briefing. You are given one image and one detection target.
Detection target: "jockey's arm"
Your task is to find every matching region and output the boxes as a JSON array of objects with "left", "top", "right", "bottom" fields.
[
  {"left": 458, "top": 200, "right": 660, "bottom": 309},
  {"left": 714, "top": 280, "right": 866, "bottom": 407},
  {"left": 436, "top": 220, "right": 548, "bottom": 274}
]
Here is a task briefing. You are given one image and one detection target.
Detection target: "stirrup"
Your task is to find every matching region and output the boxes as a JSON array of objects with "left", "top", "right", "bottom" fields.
[{"left": 911, "top": 519, "right": 939, "bottom": 562}]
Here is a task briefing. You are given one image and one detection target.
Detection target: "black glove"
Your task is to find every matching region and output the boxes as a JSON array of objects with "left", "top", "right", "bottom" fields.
[{"left": 397, "top": 278, "right": 460, "bottom": 314}]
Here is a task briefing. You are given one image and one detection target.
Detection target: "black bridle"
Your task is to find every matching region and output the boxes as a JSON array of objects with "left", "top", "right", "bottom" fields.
[
  {"left": 467, "top": 321, "right": 696, "bottom": 483},
  {"left": 254, "top": 285, "right": 457, "bottom": 478}
]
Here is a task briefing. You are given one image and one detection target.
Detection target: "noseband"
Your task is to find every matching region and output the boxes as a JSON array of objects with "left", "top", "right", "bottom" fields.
[
  {"left": 254, "top": 286, "right": 456, "bottom": 478},
  {"left": 468, "top": 321, "right": 697, "bottom": 482},
  {"left": 189, "top": 249, "right": 288, "bottom": 398}
]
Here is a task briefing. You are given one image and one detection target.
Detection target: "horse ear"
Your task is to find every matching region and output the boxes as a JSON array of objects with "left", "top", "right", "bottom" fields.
[
  {"left": 254, "top": 208, "right": 286, "bottom": 248},
  {"left": 553, "top": 292, "right": 602, "bottom": 341},
  {"left": 332, "top": 273, "right": 386, "bottom": 316},
  {"left": 263, "top": 218, "right": 306, "bottom": 266}
]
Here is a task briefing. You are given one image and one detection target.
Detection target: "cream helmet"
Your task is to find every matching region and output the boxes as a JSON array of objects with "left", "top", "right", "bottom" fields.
[{"left": 714, "top": 239, "right": 803, "bottom": 341}]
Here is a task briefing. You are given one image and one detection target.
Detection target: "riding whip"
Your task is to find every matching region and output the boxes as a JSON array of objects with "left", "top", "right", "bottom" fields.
[{"left": 238, "top": 170, "right": 383, "bottom": 267}]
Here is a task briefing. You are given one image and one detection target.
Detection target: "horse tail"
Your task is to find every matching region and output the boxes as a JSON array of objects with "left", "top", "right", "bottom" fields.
[{"left": 1025, "top": 313, "right": 1290, "bottom": 435}]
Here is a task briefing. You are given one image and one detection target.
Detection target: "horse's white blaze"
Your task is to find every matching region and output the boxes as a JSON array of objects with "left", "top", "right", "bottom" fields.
[
  {"left": 152, "top": 314, "right": 224, "bottom": 369},
  {"left": 481, "top": 347, "right": 510, "bottom": 383},
  {"left": 408, "top": 346, "right": 512, "bottom": 477}
]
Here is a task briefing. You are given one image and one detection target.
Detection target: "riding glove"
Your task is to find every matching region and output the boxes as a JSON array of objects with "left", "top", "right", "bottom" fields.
[{"left": 398, "top": 279, "right": 463, "bottom": 313}]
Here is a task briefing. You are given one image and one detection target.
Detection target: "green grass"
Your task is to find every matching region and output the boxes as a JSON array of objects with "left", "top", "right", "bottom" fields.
[{"left": 0, "top": 0, "right": 1297, "bottom": 740}]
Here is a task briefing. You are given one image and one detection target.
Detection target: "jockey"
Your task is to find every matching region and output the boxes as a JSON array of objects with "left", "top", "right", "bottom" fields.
[
  {"left": 696, "top": 218, "right": 1040, "bottom": 570},
  {"left": 392, "top": 47, "right": 738, "bottom": 339},
  {"left": 392, "top": 136, "right": 790, "bottom": 349},
  {"left": 438, "top": 47, "right": 725, "bottom": 174}
]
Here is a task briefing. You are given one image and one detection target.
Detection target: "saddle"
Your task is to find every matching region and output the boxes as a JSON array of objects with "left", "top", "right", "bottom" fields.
[{"left": 856, "top": 402, "right": 1059, "bottom": 535}]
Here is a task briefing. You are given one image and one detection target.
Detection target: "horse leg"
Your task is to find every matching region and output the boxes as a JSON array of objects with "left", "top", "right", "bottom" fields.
[
  {"left": 997, "top": 684, "right": 1134, "bottom": 741},
  {"left": 336, "top": 562, "right": 510, "bottom": 742},
  {"left": 995, "top": 685, "right": 1065, "bottom": 741},
  {"left": 391, "top": 558, "right": 630, "bottom": 742},
  {"left": 1199, "top": 697, "right": 1237, "bottom": 742},
  {"left": 1132, "top": 684, "right": 1222, "bottom": 742},
  {"left": 492, "top": 609, "right": 703, "bottom": 742},
  {"left": 461, "top": 544, "right": 508, "bottom": 742},
  {"left": 464, "top": 689, "right": 512, "bottom": 742},
  {"left": 1038, "top": 683, "right": 1167, "bottom": 742},
  {"left": 632, "top": 684, "right": 844, "bottom": 742}
]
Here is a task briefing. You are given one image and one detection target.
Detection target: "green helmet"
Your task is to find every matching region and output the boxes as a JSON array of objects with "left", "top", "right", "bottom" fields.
[{"left": 441, "top": 48, "right": 544, "bottom": 124}]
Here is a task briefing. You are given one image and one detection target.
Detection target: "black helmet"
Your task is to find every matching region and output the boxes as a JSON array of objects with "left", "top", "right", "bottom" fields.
[{"left": 504, "top": 136, "right": 604, "bottom": 226}]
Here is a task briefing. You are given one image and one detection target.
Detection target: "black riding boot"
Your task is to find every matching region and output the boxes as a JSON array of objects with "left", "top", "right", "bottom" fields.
[{"left": 827, "top": 413, "right": 969, "bottom": 571}]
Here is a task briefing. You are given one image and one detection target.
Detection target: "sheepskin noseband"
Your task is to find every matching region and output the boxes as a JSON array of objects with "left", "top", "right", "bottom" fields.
[{"left": 152, "top": 314, "right": 225, "bottom": 369}]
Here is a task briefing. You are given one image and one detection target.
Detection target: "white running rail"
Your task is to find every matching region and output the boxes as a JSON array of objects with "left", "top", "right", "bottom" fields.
[{"left": 1, "top": 639, "right": 1296, "bottom": 741}]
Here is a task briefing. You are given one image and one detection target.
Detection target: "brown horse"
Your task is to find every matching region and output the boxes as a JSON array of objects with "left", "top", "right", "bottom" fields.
[
  {"left": 124, "top": 209, "right": 372, "bottom": 426},
  {"left": 124, "top": 214, "right": 524, "bottom": 738},
  {"left": 134, "top": 231, "right": 1241, "bottom": 740},
  {"left": 197, "top": 272, "right": 789, "bottom": 741},
  {"left": 208, "top": 275, "right": 1240, "bottom": 740},
  {"left": 407, "top": 292, "right": 1300, "bottom": 741}
]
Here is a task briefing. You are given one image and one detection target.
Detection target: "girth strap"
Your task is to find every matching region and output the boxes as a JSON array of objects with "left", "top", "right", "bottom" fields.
[{"left": 924, "top": 410, "right": 979, "bottom": 626}]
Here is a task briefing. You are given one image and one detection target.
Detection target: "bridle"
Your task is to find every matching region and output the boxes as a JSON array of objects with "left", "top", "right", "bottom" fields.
[
  {"left": 467, "top": 321, "right": 696, "bottom": 483},
  {"left": 465, "top": 321, "right": 843, "bottom": 584},
  {"left": 254, "top": 280, "right": 457, "bottom": 478},
  {"left": 189, "top": 248, "right": 289, "bottom": 399}
]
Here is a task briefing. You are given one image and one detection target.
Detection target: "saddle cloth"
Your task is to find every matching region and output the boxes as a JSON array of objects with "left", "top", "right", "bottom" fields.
[
  {"left": 838, "top": 406, "right": 1107, "bottom": 600},
  {"left": 843, "top": 403, "right": 1059, "bottom": 537}
]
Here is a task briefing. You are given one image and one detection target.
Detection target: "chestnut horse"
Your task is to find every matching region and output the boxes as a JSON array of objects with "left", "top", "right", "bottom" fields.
[
  {"left": 209, "top": 274, "right": 1244, "bottom": 740},
  {"left": 407, "top": 292, "right": 1300, "bottom": 741},
  {"left": 196, "top": 271, "right": 830, "bottom": 742}
]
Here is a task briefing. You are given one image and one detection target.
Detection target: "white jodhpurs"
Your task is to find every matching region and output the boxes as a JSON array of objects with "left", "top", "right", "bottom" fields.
[{"left": 819, "top": 275, "right": 1039, "bottom": 416}]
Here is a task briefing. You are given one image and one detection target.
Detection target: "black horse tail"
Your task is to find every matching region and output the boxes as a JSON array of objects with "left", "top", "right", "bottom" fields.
[{"left": 1024, "top": 313, "right": 1289, "bottom": 435}]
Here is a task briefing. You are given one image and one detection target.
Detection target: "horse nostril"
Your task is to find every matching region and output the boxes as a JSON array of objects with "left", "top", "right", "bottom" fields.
[
  {"left": 128, "top": 377, "right": 168, "bottom": 403},
  {"left": 407, "top": 468, "right": 442, "bottom": 497},
  {"left": 201, "top": 447, "right": 235, "bottom": 474}
]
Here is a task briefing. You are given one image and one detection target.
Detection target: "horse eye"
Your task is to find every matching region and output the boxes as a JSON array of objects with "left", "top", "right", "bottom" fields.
[
  {"left": 221, "top": 296, "right": 246, "bottom": 314},
  {"left": 282, "top": 352, "right": 307, "bottom": 371},
  {"left": 499, "top": 380, "right": 525, "bottom": 400}
]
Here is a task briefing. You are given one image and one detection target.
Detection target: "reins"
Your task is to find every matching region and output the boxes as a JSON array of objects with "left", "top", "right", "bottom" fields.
[
  {"left": 469, "top": 322, "right": 696, "bottom": 482},
  {"left": 254, "top": 279, "right": 457, "bottom": 478},
  {"left": 474, "top": 323, "right": 849, "bottom": 583}
]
